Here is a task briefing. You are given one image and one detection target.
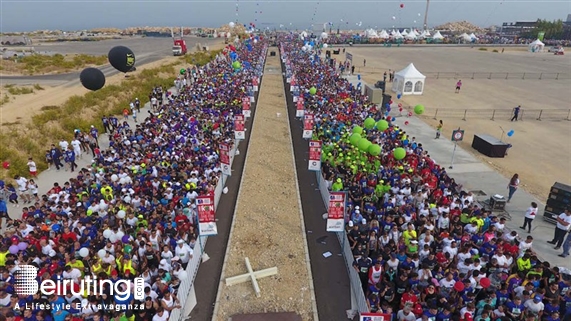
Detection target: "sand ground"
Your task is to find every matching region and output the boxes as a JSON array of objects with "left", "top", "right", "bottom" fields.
[
  {"left": 346, "top": 46, "right": 571, "bottom": 199},
  {"left": 214, "top": 53, "right": 316, "bottom": 321}
]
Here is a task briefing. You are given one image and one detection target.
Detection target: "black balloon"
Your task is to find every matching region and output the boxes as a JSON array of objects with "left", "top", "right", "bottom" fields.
[
  {"left": 108, "top": 46, "right": 136, "bottom": 73},
  {"left": 79, "top": 68, "right": 106, "bottom": 91}
]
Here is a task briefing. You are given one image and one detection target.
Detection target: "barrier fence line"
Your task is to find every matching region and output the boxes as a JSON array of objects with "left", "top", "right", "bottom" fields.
[
  {"left": 315, "top": 172, "right": 370, "bottom": 314},
  {"left": 428, "top": 108, "right": 571, "bottom": 122},
  {"left": 350, "top": 68, "right": 571, "bottom": 80},
  {"left": 169, "top": 51, "right": 266, "bottom": 321}
]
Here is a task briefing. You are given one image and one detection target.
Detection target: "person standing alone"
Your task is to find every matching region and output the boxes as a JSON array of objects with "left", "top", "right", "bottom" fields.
[
  {"left": 548, "top": 209, "right": 571, "bottom": 250},
  {"left": 455, "top": 80, "right": 462, "bottom": 93},
  {"left": 435, "top": 120, "right": 443, "bottom": 139},
  {"left": 520, "top": 202, "right": 538, "bottom": 233},
  {"left": 507, "top": 174, "right": 520, "bottom": 202},
  {"left": 511, "top": 105, "right": 521, "bottom": 121}
]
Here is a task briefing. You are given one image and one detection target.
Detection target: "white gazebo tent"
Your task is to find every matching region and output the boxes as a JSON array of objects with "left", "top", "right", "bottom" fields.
[
  {"left": 432, "top": 31, "right": 444, "bottom": 40},
  {"left": 392, "top": 63, "right": 426, "bottom": 95},
  {"left": 405, "top": 33, "right": 417, "bottom": 40},
  {"left": 459, "top": 33, "right": 472, "bottom": 42},
  {"left": 528, "top": 39, "right": 545, "bottom": 52},
  {"left": 379, "top": 30, "right": 390, "bottom": 39}
]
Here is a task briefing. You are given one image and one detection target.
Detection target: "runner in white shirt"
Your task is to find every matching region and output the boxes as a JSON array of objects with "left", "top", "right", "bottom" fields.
[
  {"left": 15, "top": 176, "right": 31, "bottom": 203},
  {"left": 71, "top": 138, "right": 82, "bottom": 159},
  {"left": 59, "top": 139, "right": 69, "bottom": 151}
]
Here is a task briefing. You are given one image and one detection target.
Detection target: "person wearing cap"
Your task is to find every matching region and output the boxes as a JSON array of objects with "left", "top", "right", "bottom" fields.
[
  {"left": 174, "top": 239, "right": 193, "bottom": 269},
  {"left": 332, "top": 178, "right": 343, "bottom": 192},
  {"left": 524, "top": 294, "right": 544, "bottom": 319}
]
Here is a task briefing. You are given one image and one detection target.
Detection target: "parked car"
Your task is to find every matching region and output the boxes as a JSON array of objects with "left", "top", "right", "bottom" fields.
[{"left": 548, "top": 46, "right": 562, "bottom": 52}]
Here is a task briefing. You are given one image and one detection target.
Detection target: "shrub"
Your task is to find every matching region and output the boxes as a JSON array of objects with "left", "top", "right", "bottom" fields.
[
  {"left": 492, "top": 49, "right": 499, "bottom": 53},
  {"left": 19, "top": 53, "right": 107, "bottom": 74},
  {"left": 6, "top": 86, "right": 34, "bottom": 95},
  {"left": 478, "top": 47, "right": 488, "bottom": 51},
  {"left": 33, "top": 84, "right": 45, "bottom": 90}
]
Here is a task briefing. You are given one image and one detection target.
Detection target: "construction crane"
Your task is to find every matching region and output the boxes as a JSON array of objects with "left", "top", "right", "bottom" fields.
[{"left": 423, "top": 0, "right": 430, "bottom": 30}]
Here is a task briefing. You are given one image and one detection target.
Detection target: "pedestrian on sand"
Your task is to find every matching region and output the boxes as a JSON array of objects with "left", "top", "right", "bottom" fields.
[
  {"left": 521, "top": 202, "right": 538, "bottom": 233},
  {"left": 548, "top": 209, "right": 571, "bottom": 250},
  {"left": 435, "top": 120, "right": 443, "bottom": 139},
  {"left": 507, "top": 174, "right": 520, "bottom": 202},
  {"left": 455, "top": 80, "right": 462, "bottom": 93},
  {"left": 511, "top": 105, "right": 521, "bottom": 121}
]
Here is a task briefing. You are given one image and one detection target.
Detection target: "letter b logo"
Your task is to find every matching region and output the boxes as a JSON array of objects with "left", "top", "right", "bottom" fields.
[{"left": 14, "top": 265, "right": 39, "bottom": 295}]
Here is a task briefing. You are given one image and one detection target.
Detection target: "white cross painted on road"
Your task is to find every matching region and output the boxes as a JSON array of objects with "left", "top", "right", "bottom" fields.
[{"left": 225, "top": 257, "right": 278, "bottom": 298}]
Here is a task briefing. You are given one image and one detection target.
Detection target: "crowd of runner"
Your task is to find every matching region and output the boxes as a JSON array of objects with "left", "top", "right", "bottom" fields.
[
  {"left": 279, "top": 34, "right": 571, "bottom": 321},
  {"left": 0, "top": 40, "right": 265, "bottom": 321}
]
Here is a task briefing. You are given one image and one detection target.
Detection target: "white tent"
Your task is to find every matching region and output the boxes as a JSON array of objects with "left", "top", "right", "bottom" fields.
[
  {"left": 365, "top": 28, "right": 379, "bottom": 38},
  {"left": 379, "top": 30, "right": 390, "bottom": 39},
  {"left": 401, "top": 29, "right": 409, "bottom": 36},
  {"left": 405, "top": 33, "right": 417, "bottom": 40},
  {"left": 459, "top": 33, "right": 472, "bottom": 42},
  {"left": 528, "top": 39, "right": 545, "bottom": 53},
  {"left": 469, "top": 33, "right": 477, "bottom": 40},
  {"left": 392, "top": 63, "right": 426, "bottom": 96},
  {"left": 412, "top": 29, "right": 420, "bottom": 37},
  {"left": 432, "top": 31, "right": 443, "bottom": 40}
]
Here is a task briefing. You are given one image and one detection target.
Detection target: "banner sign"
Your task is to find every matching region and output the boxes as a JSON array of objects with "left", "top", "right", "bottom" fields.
[
  {"left": 197, "top": 195, "right": 217, "bottom": 236},
  {"left": 248, "top": 86, "right": 255, "bottom": 103},
  {"left": 327, "top": 191, "right": 346, "bottom": 232},
  {"left": 308, "top": 140, "right": 322, "bottom": 172},
  {"left": 296, "top": 97, "right": 305, "bottom": 117},
  {"left": 359, "top": 313, "right": 392, "bottom": 321},
  {"left": 252, "top": 77, "right": 259, "bottom": 92},
  {"left": 346, "top": 52, "right": 353, "bottom": 62},
  {"left": 234, "top": 115, "right": 245, "bottom": 140},
  {"left": 219, "top": 143, "right": 231, "bottom": 176},
  {"left": 303, "top": 113, "right": 314, "bottom": 139},
  {"left": 242, "top": 97, "right": 251, "bottom": 118}
]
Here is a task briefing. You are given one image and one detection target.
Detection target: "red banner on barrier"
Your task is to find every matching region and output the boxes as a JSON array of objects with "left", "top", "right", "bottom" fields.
[
  {"left": 219, "top": 143, "right": 231, "bottom": 176},
  {"left": 242, "top": 97, "right": 251, "bottom": 117},
  {"left": 252, "top": 77, "right": 259, "bottom": 91},
  {"left": 308, "top": 140, "right": 322, "bottom": 172},
  {"left": 359, "top": 313, "right": 393, "bottom": 321},
  {"left": 327, "top": 191, "right": 346, "bottom": 232},
  {"left": 296, "top": 97, "right": 304, "bottom": 117},
  {"left": 303, "top": 113, "right": 314, "bottom": 139},
  {"left": 234, "top": 115, "right": 245, "bottom": 140},
  {"left": 197, "top": 195, "right": 217, "bottom": 236}
]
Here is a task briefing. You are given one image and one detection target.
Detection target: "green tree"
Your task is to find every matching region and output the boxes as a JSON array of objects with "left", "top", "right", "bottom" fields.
[{"left": 526, "top": 19, "right": 564, "bottom": 39}]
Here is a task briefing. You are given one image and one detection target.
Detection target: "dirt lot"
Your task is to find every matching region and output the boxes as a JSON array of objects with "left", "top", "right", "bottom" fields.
[{"left": 348, "top": 46, "right": 571, "bottom": 199}]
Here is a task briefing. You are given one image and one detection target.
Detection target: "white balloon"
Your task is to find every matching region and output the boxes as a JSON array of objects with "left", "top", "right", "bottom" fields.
[
  {"left": 323, "top": 44, "right": 328, "bottom": 48},
  {"left": 79, "top": 248, "right": 89, "bottom": 258},
  {"left": 418, "top": 13, "right": 421, "bottom": 16},
  {"left": 321, "top": 32, "right": 328, "bottom": 39},
  {"left": 103, "top": 229, "right": 112, "bottom": 239},
  {"left": 117, "top": 210, "right": 126, "bottom": 219},
  {"left": 392, "top": 16, "right": 396, "bottom": 20},
  {"left": 109, "top": 235, "right": 117, "bottom": 243},
  {"left": 254, "top": 39, "right": 258, "bottom": 44},
  {"left": 414, "top": 20, "right": 417, "bottom": 23},
  {"left": 178, "top": 270, "right": 188, "bottom": 280},
  {"left": 116, "top": 231, "right": 125, "bottom": 239},
  {"left": 111, "top": 174, "right": 119, "bottom": 182},
  {"left": 229, "top": 21, "right": 235, "bottom": 28},
  {"left": 223, "top": 187, "right": 229, "bottom": 194},
  {"left": 119, "top": 178, "right": 126, "bottom": 185},
  {"left": 98, "top": 249, "right": 106, "bottom": 258},
  {"left": 302, "top": 46, "right": 307, "bottom": 51}
]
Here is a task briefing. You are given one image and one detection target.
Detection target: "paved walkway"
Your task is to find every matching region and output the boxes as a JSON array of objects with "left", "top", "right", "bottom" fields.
[{"left": 386, "top": 105, "right": 570, "bottom": 268}]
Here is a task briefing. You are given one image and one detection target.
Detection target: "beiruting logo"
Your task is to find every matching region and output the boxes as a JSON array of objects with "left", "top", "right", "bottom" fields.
[{"left": 15, "top": 265, "right": 145, "bottom": 302}]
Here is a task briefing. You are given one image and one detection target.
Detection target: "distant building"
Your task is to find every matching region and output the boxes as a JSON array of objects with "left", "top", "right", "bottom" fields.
[{"left": 499, "top": 21, "right": 537, "bottom": 37}]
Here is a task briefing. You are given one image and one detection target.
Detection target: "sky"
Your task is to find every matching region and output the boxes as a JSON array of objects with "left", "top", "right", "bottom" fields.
[{"left": 1, "top": 0, "right": 570, "bottom": 32}]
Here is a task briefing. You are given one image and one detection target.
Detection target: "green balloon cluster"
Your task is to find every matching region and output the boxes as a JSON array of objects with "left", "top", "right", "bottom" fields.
[
  {"left": 180, "top": 68, "right": 186, "bottom": 75},
  {"left": 232, "top": 61, "right": 242, "bottom": 69},
  {"left": 364, "top": 117, "right": 376, "bottom": 130},
  {"left": 368, "top": 144, "right": 382, "bottom": 156},
  {"left": 352, "top": 126, "right": 363, "bottom": 134},
  {"left": 376, "top": 120, "right": 389, "bottom": 131},
  {"left": 350, "top": 133, "right": 361, "bottom": 146},
  {"left": 414, "top": 104, "right": 425, "bottom": 115},
  {"left": 309, "top": 87, "right": 317, "bottom": 95},
  {"left": 393, "top": 147, "right": 406, "bottom": 160},
  {"left": 357, "top": 138, "right": 371, "bottom": 151}
]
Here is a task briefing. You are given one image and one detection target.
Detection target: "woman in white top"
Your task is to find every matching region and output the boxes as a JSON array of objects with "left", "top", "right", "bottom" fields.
[
  {"left": 521, "top": 202, "right": 538, "bottom": 233},
  {"left": 161, "top": 245, "right": 174, "bottom": 264},
  {"left": 160, "top": 292, "right": 181, "bottom": 312}
]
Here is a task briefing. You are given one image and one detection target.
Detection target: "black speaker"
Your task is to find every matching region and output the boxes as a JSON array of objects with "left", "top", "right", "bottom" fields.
[
  {"left": 381, "top": 94, "right": 392, "bottom": 110},
  {"left": 375, "top": 81, "right": 386, "bottom": 91},
  {"left": 270, "top": 51, "right": 276, "bottom": 56}
]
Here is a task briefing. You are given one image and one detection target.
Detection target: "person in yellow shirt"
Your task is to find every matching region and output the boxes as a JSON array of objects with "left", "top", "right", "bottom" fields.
[
  {"left": 403, "top": 223, "right": 417, "bottom": 245},
  {"left": 469, "top": 215, "right": 484, "bottom": 232},
  {"left": 517, "top": 254, "right": 532, "bottom": 273},
  {"left": 66, "top": 257, "right": 85, "bottom": 276}
]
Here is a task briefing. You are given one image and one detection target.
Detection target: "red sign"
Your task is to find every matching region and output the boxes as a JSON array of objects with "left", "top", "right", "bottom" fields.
[
  {"left": 252, "top": 77, "right": 259, "bottom": 87},
  {"left": 308, "top": 140, "right": 322, "bottom": 171},
  {"left": 242, "top": 97, "right": 251, "bottom": 117},
  {"left": 327, "top": 192, "right": 346, "bottom": 232},
  {"left": 197, "top": 195, "right": 217, "bottom": 236},
  {"left": 219, "top": 143, "right": 231, "bottom": 176},
  {"left": 304, "top": 113, "right": 314, "bottom": 131},
  {"left": 296, "top": 97, "right": 304, "bottom": 117},
  {"left": 234, "top": 115, "right": 245, "bottom": 140}
]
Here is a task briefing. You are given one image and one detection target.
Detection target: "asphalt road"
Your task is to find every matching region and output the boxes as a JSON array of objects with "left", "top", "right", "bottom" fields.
[{"left": 0, "top": 36, "right": 220, "bottom": 86}]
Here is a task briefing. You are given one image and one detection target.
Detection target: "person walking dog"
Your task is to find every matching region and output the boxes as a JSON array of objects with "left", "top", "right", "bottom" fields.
[
  {"left": 548, "top": 209, "right": 571, "bottom": 250},
  {"left": 520, "top": 202, "right": 538, "bottom": 233}
]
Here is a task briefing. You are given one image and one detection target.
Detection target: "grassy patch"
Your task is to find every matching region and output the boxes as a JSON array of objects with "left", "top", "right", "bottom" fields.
[
  {"left": 478, "top": 47, "right": 488, "bottom": 51},
  {"left": 181, "top": 50, "right": 222, "bottom": 66},
  {"left": 0, "top": 55, "right": 218, "bottom": 180},
  {"left": 33, "top": 84, "right": 45, "bottom": 90},
  {"left": 0, "top": 94, "right": 10, "bottom": 106},
  {"left": 492, "top": 49, "right": 499, "bottom": 53},
  {"left": 2, "top": 121, "right": 21, "bottom": 126},
  {"left": 6, "top": 86, "right": 35, "bottom": 95},
  {"left": 15, "top": 53, "right": 108, "bottom": 74}
]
